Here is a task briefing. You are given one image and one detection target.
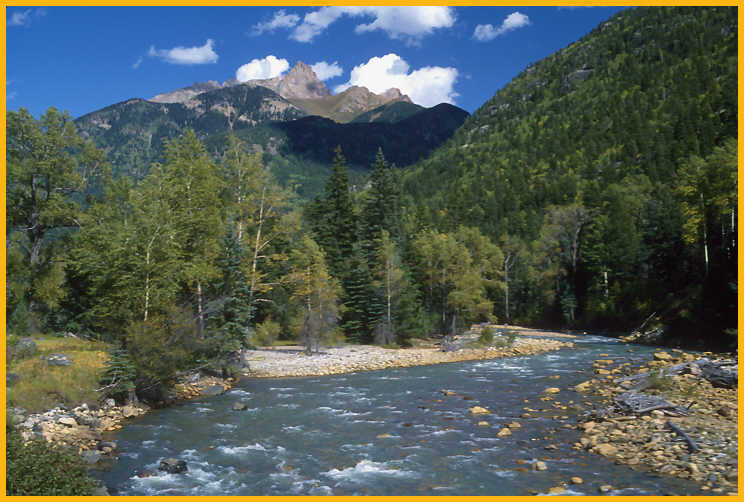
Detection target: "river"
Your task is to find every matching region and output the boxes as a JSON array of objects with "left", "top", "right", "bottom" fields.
[{"left": 95, "top": 334, "right": 706, "bottom": 495}]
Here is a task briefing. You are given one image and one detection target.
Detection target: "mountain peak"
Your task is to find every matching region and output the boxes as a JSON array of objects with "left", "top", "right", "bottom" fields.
[
  {"left": 279, "top": 61, "right": 330, "bottom": 100},
  {"left": 381, "top": 88, "right": 412, "bottom": 103}
]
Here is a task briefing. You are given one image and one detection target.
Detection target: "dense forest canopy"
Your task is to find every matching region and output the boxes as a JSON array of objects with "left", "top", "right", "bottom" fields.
[
  {"left": 402, "top": 6, "right": 737, "bottom": 344},
  {"left": 6, "top": 7, "right": 737, "bottom": 400}
]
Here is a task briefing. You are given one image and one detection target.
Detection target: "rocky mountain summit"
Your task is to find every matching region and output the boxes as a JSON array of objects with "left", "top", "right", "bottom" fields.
[{"left": 146, "top": 61, "right": 412, "bottom": 122}]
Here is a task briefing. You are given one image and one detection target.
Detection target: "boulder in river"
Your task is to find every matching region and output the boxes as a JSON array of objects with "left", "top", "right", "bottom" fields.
[
  {"left": 469, "top": 406, "right": 491, "bottom": 415},
  {"left": 159, "top": 458, "right": 188, "bottom": 474},
  {"left": 533, "top": 461, "right": 547, "bottom": 471},
  {"left": 232, "top": 402, "right": 247, "bottom": 411}
]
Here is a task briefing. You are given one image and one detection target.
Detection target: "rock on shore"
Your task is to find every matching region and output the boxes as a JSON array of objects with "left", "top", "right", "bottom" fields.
[
  {"left": 14, "top": 374, "right": 232, "bottom": 463},
  {"left": 574, "top": 349, "right": 738, "bottom": 495}
]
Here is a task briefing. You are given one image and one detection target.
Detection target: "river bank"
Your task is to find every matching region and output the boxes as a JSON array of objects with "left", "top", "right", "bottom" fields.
[
  {"left": 242, "top": 328, "right": 575, "bottom": 379},
  {"left": 11, "top": 374, "right": 234, "bottom": 464},
  {"left": 572, "top": 348, "right": 738, "bottom": 495}
]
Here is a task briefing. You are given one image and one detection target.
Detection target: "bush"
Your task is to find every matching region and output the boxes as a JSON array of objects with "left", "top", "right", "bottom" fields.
[
  {"left": 478, "top": 327, "right": 495, "bottom": 345},
  {"left": 126, "top": 306, "right": 207, "bottom": 398},
  {"left": 6, "top": 419, "right": 97, "bottom": 495},
  {"left": 99, "top": 346, "right": 137, "bottom": 403},
  {"left": 494, "top": 331, "right": 517, "bottom": 349},
  {"left": 254, "top": 319, "right": 281, "bottom": 348},
  {"left": 646, "top": 369, "right": 674, "bottom": 391}
]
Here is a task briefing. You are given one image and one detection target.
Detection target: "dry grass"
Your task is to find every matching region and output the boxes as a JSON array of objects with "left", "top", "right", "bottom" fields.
[{"left": 6, "top": 335, "right": 110, "bottom": 413}]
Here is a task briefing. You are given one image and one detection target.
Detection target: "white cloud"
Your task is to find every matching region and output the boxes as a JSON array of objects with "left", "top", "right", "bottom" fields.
[
  {"left": 334, "top": 53, "right": 458, "bottom": 108},
  {"left": 7, "top": 8, "right": 44, "bottom": 27},
  {"left": 132, "top": 57, "right": 144, "bottom": 70},
  {"left": 148, "top": 39, "right": 218, "bottom": 65},
  {"left": 310, "top": 61, "right": 343, "bottom": 81},
  {"left": 251, "top": 9, "right": 300, "bottom": 35},
  {"left": 291, "top": 6, "right": 455, "bottom": 44},
  {"left": 473, "top": 11, "right": 531, "bottom": 42},
  {"left": 236, "top": 55, "right": 290, "bottom": 82}
]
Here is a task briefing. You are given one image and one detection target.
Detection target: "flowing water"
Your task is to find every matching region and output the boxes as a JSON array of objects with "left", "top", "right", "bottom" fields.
[{"left": 95, "top": 334, "right": 707, "bottom": 495}]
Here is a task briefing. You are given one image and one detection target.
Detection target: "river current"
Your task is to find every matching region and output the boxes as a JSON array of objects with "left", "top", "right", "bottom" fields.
[{"left": 95, "top": 334, "right": 706, "bottom": 495}]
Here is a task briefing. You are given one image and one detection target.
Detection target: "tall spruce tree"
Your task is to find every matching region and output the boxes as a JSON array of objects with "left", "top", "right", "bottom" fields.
[
  {"left": 311, "top": 146, "right": 357, "bottom": 279},
  {"left": 360, "top": 148, "right": 401, "bottom": 262}
]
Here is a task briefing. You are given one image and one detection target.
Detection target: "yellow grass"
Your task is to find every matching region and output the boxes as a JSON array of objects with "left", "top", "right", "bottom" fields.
[{"left": 7, "top": 335, "right": 110, "bottom": 413}]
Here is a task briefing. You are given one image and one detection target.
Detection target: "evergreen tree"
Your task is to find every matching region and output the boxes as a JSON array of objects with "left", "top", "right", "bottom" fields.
[
  {"left": 212, "top": 223, "right": 254, "bottom": 373},
  {"left": 360, "top": 148, "right": 401, "bottom": 262},
  {"left": 310, "top": 146, "right": 357, "bottom": 279}
]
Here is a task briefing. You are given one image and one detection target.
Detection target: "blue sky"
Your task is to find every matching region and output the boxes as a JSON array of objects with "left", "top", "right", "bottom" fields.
[{"left": 6, "top": 6, "right": 627, "bottom": 118}]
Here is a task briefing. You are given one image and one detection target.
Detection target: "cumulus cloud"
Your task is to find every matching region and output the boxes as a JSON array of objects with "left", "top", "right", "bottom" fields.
[
  {"left": 473, "top": 11, "right": 531, "bottom": 42},
  {"left": 310, "top": 61, "right": 343, "bottom": 81},
  {"left": 236, "top": 55, "right": 290, "bottom": 82},
  {"left": 148, "top": 39, "right": 218, "bottom": 65},
  {"left": 290, "top": 6, "right": 455, "bottom": 44},
  {"left": 7, "top": 8, "right": 45, "bottom": 27},
  {"left": 251, "top": 9, "right": 300, "bottom": 36},
  {"left": 334, "top": 53, "right": 458, "bottom": 108}
]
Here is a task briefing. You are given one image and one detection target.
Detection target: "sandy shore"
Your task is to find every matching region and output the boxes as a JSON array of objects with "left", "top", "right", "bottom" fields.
[{"left": 242, "top": 329, "right": 575, "bottom": 378}]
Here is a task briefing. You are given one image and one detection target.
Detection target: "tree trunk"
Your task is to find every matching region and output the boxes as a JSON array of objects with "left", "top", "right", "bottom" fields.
[{"left": 196, "top": 279, "right": 204, "bottom": 336}]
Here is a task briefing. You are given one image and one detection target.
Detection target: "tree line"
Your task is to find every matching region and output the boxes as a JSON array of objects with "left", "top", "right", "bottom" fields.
[{"left": 6, "top": 108, "right": 507, "bottom": 400}]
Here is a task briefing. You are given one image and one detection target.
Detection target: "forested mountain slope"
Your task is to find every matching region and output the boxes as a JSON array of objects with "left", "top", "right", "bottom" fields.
[
  {"left": 76, "top": 82, "right": 468, "bottom": 195},
  {"left": 402, "top": 7, "right": 737, "bottom": 345}
]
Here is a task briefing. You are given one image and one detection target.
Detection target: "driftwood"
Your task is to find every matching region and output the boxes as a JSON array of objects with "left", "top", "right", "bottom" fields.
[
  {"left": 696, "top": 358, "right": 737, "bottom": 388},
  {"left": 614, "top": 392, "right": 690, "bottom": 416},
  {"left": 666, "top": 420, "right": 699, "bottom": 453},
  {"left": 595, "top": 391, "right": 691, "bottom": 418},
  {"left": 614, "top": 358, "right": 738, "bottom": 390}
]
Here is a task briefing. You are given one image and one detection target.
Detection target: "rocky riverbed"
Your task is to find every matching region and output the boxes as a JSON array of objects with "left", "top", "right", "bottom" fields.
[
  {"left": 572, "top": 349, "right": 738, "bottom": 495},
  {"left": 242, "top": 335, "right": 574, "bottom": 378}
]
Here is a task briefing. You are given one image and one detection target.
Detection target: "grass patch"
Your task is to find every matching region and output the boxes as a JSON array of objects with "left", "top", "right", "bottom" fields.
[
  {"left": 7, "top": 335, "right": 109, "bottom": 413},
  {"left": 645, "top": 369, "right": 674, "bottom": 392}
]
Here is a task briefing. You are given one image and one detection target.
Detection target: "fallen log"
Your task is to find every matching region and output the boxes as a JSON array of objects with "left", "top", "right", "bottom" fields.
[
  {"left": 612, "top": 392, "right": 690, "bottom": 416},
  {"left": 697, "top": 358, "right": 737, "bottom": 388},
  {"left": 666, "top": 420, "right": 699, "bottom": 453}
]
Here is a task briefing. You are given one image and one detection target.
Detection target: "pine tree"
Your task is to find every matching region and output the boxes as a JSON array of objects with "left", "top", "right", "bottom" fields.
[
  {"left": 311, "top": 146, "right": 357, "bottom": 279},
  {"left": 360, "top": 148, "right": 401, "bottom": 263},
  {"left": 213, "top": 224, "right": 254, "bottom": 371}
]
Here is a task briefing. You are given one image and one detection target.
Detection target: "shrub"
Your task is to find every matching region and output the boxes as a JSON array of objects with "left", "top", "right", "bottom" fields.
[
  {"left": 255, "top": 319, "right": 281, "bottom": 348},
  {"left": 478, "top": 327, "right": 495, "bottom": 345},
  {"left": 99, "top": 346, "right": 137, "bottom": 403},
  {"left": 6, "top": 418, "right": 97, "bottom": 495},
  {"left": 493, "top": 331, "right": 517, "bottom": 349},
  {"left": 645, "top": 369, "right": 674, "bottom": 391}
]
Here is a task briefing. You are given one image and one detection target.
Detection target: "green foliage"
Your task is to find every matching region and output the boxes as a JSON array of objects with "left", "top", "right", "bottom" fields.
[
  {"left": 6, "top": 419, "right": 97, "bottom": 496},
  {"left": 646, "top": 369, "right": 674, "bottom": 391},
  {"left": 254, "top": 319, "right": 281, "bottom": 347},
  {"left": 285, "top": 236, "right": 341, "bottom": 354},
  {"left": 125, "top": 306, "right": 207, "bottom": 396},
  {"left": 401, "top": 7, "right": 737, "bottom": 345},
  {"left": 6, "top": 106, "right": 109, "bottom": 331},
  {"left": 99, "top": 346, "right": 136, "bottom": 402},
  {"left": 478, "top": 327, "right": 495, "bottom": 345}
]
